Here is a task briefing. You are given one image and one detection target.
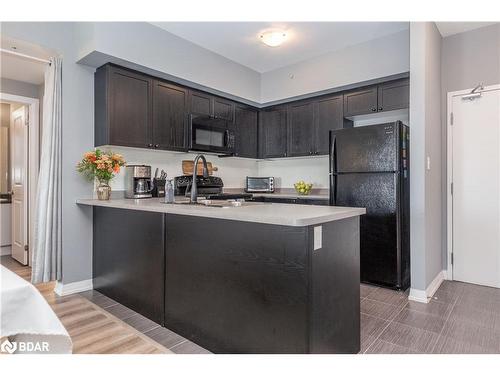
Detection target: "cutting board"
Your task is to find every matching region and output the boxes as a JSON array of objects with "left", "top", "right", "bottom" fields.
[{"left": 182, "top": 160, "right": 218, "bottom": 176}]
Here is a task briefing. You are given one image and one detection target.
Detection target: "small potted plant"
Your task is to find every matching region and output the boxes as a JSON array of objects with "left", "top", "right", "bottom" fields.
[{"left": 77, "top": 149, "right": 125, "bottom": 200}]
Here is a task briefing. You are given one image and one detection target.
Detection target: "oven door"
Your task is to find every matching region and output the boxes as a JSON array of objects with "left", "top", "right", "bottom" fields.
[{"left": 190, "top": 115, "right": 234, "bottom": 154}]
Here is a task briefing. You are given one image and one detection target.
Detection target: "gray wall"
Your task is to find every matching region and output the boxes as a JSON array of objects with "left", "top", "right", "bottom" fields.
[
  {"left": 1, "top": 77, "right": 41, "bottom": 99},
  {"left": 76, "top": 22, "right": 262, "bottom": 103},
  {"left": 260, "top": 29, "right": 409, "bottom": 103},
  {"left": 440, "top": 24, "right": 500, "bottom": 268},
  {"left": 409, "top": 22, "right": 443, "bottom": 292},
  {"left": 1, "top": 22, "right": 95, "bottom": 284}
]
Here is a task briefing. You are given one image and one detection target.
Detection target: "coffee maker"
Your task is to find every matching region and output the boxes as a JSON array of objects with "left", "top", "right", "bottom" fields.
[{"left": 125, "top": 165, "right": 153, "bottom": 199}]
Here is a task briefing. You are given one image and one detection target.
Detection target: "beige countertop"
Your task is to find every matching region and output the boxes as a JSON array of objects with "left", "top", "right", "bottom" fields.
[{"left": 76, "top": 197, "right": 365, "bottom": 227}]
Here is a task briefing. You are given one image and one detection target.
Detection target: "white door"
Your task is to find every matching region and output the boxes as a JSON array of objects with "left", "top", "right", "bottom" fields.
[
  {"left": 11, "top": 106, "right": 29, "bottom": 265},
  {"left": 452, "top": 86, "right": 500, "bottom": 288}
]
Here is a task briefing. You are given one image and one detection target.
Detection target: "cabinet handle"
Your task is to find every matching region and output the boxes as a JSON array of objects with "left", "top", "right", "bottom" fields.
[
  {"left": 371, "top": 108, "right": 377, "bottom": 112},
  {"left": 379, "top": 107, "right": 383, "bottom": 111}
]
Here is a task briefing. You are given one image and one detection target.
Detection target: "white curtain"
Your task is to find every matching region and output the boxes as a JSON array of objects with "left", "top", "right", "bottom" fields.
[{"left": 32, "top": 57, "right": 62, "bottom": 284}]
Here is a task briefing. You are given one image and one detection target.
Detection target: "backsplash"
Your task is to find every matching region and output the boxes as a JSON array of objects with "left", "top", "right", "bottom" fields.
[
  {"left": 103, "top": 146, "right": 258, "bottom": 190},
  {"left": 101, "top": 146, "right": 329, "bottom": 190},
  {"left": 257, "top": 156, "right": 329, "bottom": 189}
]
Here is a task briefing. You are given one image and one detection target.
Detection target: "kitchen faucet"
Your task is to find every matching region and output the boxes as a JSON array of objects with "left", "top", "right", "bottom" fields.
[{"left": 187, "top": 154, "right": 209, "bottom": 204}]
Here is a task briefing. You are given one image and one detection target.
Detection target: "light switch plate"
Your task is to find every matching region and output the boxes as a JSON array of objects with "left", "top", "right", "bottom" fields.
[{"left": 314, "top": 226, "right": 322, "bottom": 250}]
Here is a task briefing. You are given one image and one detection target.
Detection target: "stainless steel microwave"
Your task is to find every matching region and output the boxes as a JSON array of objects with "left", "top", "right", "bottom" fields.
[
  {"left": 245, "top": 177, "right": 275, "bottom": 193},
  {"left": 189, "top": 114, "right": 235, "bottom": 154}
]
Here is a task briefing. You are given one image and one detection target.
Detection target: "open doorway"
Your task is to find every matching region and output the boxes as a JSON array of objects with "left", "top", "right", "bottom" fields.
[
  {"left": 1, "top": 36, "right": 48, "bottom": 267},
  {"left": 0, "top": 95, "right": 40, "bottom": 266}
]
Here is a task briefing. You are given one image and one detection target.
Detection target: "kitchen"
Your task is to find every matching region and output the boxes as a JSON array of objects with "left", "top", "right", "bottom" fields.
[
  {"left": 1, "top": 14, "right": 500, "bottom": 365},
  {"left": 76, "top": 47, "right": 410, "bottom": 353}
]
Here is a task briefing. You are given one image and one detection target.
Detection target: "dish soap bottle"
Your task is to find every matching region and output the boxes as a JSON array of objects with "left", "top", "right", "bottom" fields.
[{"left": 165, "top": 179, "right": 174, "bottom": 204}]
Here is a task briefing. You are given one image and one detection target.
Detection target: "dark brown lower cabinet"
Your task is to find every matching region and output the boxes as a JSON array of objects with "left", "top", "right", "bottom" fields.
[
  {"left": 92, "top": 209, "right": 361, "bottom": 354},
  {"left": 164, "top": 214, "right": 360, "bottom": 354},
  {"left": 93, "top": 207, "right": 165, "bottom": 324}
]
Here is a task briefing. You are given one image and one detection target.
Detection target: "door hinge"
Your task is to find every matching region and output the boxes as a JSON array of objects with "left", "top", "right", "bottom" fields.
[
  {"left": 451, "top": 182, "right": 453, "bottom": 195},
  {"left": 451, "top": 252, "right": 454, "bottom": 265},
  {"left": 25, "top": 110, "right": 29, "bottom": 126},
  {"left": 450, "top": 112, "right": 454, "bottom": 126},
  {"left": 24, "top": 244, "right": 29, "bottom": 252}
]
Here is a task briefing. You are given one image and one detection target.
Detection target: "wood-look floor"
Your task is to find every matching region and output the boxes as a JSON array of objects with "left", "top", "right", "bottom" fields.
[
  {"left": 1, "top": 256, "right": 170, "bottom": 354},
  {"left": 3, "top": 255, "right": 500, "bottom": 354}
]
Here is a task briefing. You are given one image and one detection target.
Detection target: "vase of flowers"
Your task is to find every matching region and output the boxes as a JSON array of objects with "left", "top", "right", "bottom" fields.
[{"left": 77, "top": 149, "right": 125, "bottom": 200}]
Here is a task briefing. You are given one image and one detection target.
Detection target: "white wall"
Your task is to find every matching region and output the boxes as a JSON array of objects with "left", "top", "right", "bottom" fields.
[
  {"left": 409, "top": 22, "right": 443, "bottom": 295},
  {"left": 260, "top": 30, "right": 410, "bottom": 103},
  {"left": 257, "top": 157, "right": 329, "bottom": 189}
]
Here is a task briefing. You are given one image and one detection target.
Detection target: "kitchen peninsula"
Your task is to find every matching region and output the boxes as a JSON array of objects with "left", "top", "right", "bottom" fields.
[{"left": 77, "top": 198, "right": 365, "bottom": 353}]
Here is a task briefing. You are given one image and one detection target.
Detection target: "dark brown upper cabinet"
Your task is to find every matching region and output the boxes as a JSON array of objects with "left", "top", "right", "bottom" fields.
[
  {"left": 377, "top": 79, "right": 409, "bottom": 112},
  {"left": 153, "top": 80, "right": 188, "bottom": 151},
  {"left": 234, "top": 105, "right": 258, "bottom": 158},
  {"left": 95, "top": 65, "right": 153, "bottom": 148},
  {"left": 343, "top": 78, "right": 409, "bottom": 117},
  {"left": 259, "top": 106, "right": 288, "bottom": 158},
  {"left": 343, "top": 86, "right": 378, "bottom": 117},
  {"left": 189, "top": 90, "right": 235, "bottom": 121},
  {"left": 213, "top": 97, "right": 235, "bottom": 121},
  {"left": 315, "top": 94, "right": 343, "bottom": 155},
  {"left": 288, "top": 101, "right": 315, "bottom": 157}
]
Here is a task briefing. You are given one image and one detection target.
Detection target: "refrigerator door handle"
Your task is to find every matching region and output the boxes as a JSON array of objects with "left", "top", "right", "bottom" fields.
[{"left": 329, "top": 133, "right": 337, "bottom": 205}]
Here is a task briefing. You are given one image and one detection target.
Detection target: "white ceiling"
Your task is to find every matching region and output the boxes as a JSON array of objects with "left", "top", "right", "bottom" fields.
[
  {"left": 435, "top": 22, "right": 498, "bottom": 37},
  {"left": 1, "top": 36, "right": 53, "bottom": 85},
  {"left": 151, "top": 22, "right": 409, "bottom": 73}
]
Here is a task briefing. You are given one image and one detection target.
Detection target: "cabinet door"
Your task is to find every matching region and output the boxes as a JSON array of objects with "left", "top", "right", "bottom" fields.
[
  {"left": 377, "top": 79, "right": 409, "bottom": 112},
  {"left": 108, "top": 67, "right": 153, "bottom": 148},
  {"left": 288, "top": 101, "right": 315, "bottom": 157},
  {"left": 343, "top": 86, "right": 378, "bottom": 117},
  {"left": 189, "top": 90, "right": 212, "bottom": 116},
  {"left": 234, "top": 105, "right": 258, "bottom": 158},
  {"left": 259, "top": 107, "right": 287, "bottom": 158},
  {"left": 213, "top": 97, "right": 235, "bottom": 121},
  {"left": 315, "top": 94, "right": 343, "bottom": 155},
  {"left": 153, "top": 80, "right": 188, "bottom": 151}
]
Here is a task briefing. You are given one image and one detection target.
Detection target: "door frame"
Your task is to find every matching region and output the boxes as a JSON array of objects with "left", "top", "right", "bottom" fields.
[
  {"left": 0, "top": 92, "right": 40, "bottom": 266},
  {"left": 446, "top": 84, "right": 500, "bottom": 280}
]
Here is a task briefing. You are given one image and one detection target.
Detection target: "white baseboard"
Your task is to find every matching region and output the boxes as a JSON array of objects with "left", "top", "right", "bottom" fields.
[
  {"left": 0, "top": 246, "right": 12, "bottom": 256},
  {"left": 408, "top": 270, "right": 447, "bottom": 304},
  {"left": 54, "top": 278, "right": 93, "bottom": 296}
]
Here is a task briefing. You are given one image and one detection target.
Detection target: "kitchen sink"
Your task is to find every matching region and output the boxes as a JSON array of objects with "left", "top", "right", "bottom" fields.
[{"left": 170, "top": 199, "right": 263, "bottom": 208}]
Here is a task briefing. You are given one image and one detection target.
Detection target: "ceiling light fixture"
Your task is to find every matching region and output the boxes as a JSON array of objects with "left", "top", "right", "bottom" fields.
[{"left": 259, "top": 30, "right": 287, "bottom": 47}]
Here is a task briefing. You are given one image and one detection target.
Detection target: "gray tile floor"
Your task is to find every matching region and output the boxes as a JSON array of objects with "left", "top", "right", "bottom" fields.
[
  {"left": 361, "top": 281, "right": 500, "bottom": 353},
  {"left": 79, "top": 280, "right": 500, "bottom": 354}
]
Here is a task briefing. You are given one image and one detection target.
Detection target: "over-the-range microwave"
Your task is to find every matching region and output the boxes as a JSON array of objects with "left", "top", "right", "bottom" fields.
[
  {"left": 245, "top": 177, "right": 275, "bottom": 193},
  {"left": 189, "top": 114, "right": 235, "bottom": 155}
]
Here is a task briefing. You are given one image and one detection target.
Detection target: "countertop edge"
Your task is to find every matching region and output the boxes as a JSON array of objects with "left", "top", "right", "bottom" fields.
[{"left": 76, "top": 199, "right": 365, "bottom": 227}]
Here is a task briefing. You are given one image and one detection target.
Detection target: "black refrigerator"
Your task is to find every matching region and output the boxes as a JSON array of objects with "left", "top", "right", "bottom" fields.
[{"left": 329, "top": 122, "right": 410, "bottom": 290}]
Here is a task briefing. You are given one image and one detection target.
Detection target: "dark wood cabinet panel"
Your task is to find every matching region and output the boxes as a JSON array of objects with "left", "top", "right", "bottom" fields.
[
  {"left": 93, "top": 207, "right": 165, "bottom": 325},
  {"left": 259, "top": 106, "right": 287, "bottom": 158},
  {"left": 377, "top": 78, "right": 409, "bottom": 112},
  {"left": 343, "top": 86, "right": 378, "bottom": 117},
  {"left": 189, "top": 90, "right": 212, "bottom": 116},
  {"left": 234, "top": 105, "right": 258, "bottom": 158},
  {"left": 288, "top": 101, "right": 315, "bottom": 157},
  {"left": 98, "top": 66, "right": 153, "bottom": 148},
  {"left": 153, "top": 81, "right": 188, "bottom": 151},
  {"left": 315, "top": 94, "right": 343, "bottom": 155},
  {"left": 213, "top": 97, "right": 235, "bottom": 121}
]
